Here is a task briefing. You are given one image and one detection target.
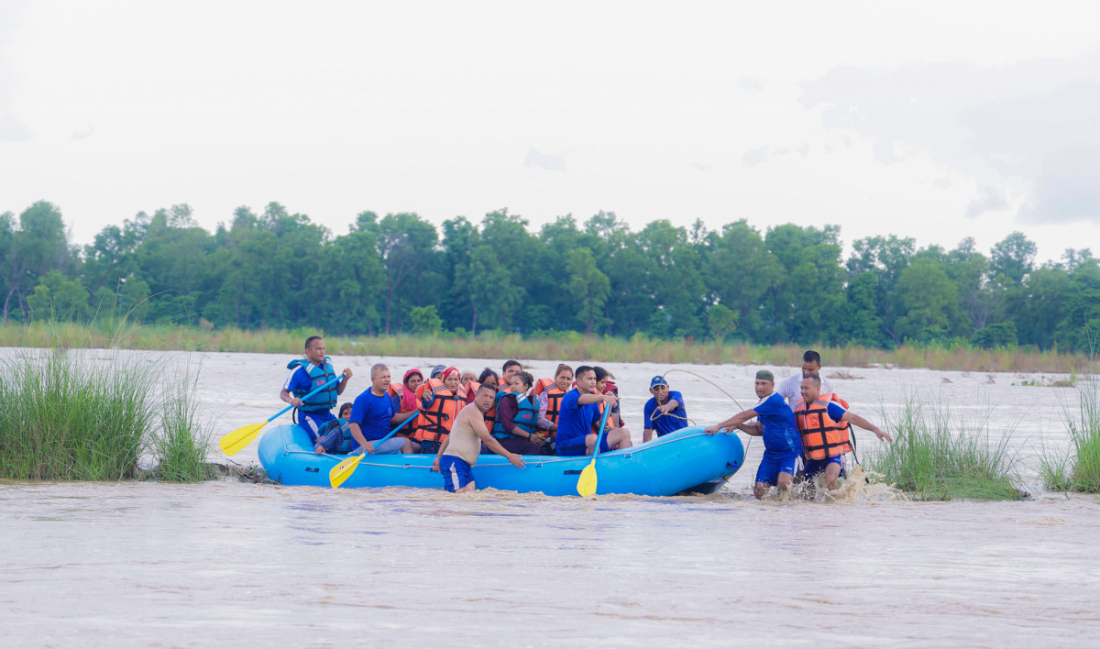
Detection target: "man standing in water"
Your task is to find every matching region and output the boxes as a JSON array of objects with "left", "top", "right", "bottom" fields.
[
  {"left": 705, "top": 370, "right": 801, "bottom": 499},
  {"left": 777, "top": 350, "right": 836, "bottom": 408},
  {"left": 347, "top": 364, "right": 418, "bottom": 455},
  {"left": 556, "top": 365, "right": 633, "bottom": 456},
  {"left": 281, "top": 336, "right": 352, "bottom": 442},
  {"left": 432, "top": 383, "right": 526, "bottom": 493},
  {"left": 794, "top": 374, "right": 893, "bottom": 491}
]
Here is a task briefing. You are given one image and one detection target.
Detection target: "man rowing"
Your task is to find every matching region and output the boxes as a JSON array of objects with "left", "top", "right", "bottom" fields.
[
  {"left": 281, "top": 335, "right": 352, "bottom": 442},
  {"left": 556, "top": 365, "right": 633, "bottom": 456},
  {"left": 794, "top": 374, "right": 893, "bottom": 491},
  {"left": 705, "top": 370, "right": 801, "bottom": 499},
  {"left": 345, "top": 364, "right": 418, "bottom": 455},
  {"left": 432, "top": 383, "right": 526, "bottom": 493}
]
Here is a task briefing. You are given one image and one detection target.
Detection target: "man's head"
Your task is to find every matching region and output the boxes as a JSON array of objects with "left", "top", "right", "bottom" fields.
[
  {"left": 574, "top": 365, "right": 596, "bottom": 394},
  {"left": 442, "top": 367, "right": 461, "bottom": 392},
  {"left": 801, "top": 350, "right": 822, "bottom": 376},
  {"left": 474, "top": 382, "right": 497, "bottom": 412},
  {"left": 502, "top": 360, "right": 521, "bottom": 383},
  {"left": 649, "top": 375, "right": 670, "bottom": 402},
  {"left": 370, "top": 363, "right": 391, "bottom": 394},
  {"left": 800, "top": 373, "right": 822, "bottom": 403},
  {"left": 754, "top": 370, "right": 775, "bottom": 399},
  {"left": 304, "top": 336, "right": 325, "bottom": 365}
]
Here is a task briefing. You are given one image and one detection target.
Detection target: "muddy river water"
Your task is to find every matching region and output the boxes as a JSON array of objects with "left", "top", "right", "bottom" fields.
[{"left": 2, "top": 351, "right": 1098, "bottom": 647}]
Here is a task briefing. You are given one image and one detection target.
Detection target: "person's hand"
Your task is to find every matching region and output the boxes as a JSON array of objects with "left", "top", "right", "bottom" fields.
[
  {"left": 660, "top": 402, "right": 675, "bottom": 414},
  {"left": 704, "top": 425, "right": 722, "bottom": 435},
  {"left": 291, "top": 397, "right": 303, "bottom": 407},
  {"left": 874, "top": 428, "right": 894, "bottom": 443},
  {"left": 342, "top": 368, "right": 353, "bottom": 379},
  {"left": 431, "top": 456, "right": 441, "bottom": 473},
  {"left": 364, "top": 441, "right": 376, "bottom": 455},
  {"left": 549, "top": 422, "right": 558, "bottom": 433},
  {"left": 602, "top": 394, "right": 618, "bottom": 408},
  {"left": 507, "top": 453, "right": 526, "bottom": 469},
  {"left": 314, "top": 444, "right": 325, "bottom": 455}
]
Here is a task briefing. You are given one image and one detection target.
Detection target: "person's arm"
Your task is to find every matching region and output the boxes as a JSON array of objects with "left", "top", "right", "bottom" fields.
[
  {"left": 431, "top": 436, "right": 451, "bottom": 473},
  {"left": 737, "top": 421, "right": 763, "bottom": 436},
  {"left": 348, "top": 422, "right": 375, "bottom": 454},
  {"left": 496, "top": 398, "right": 527, "bottom": 438},
  {"left": 390, "top": 408, "right": 418, "bottom": 427},
  {"left": 336, "top": 368, "right": 352, "bottom": 395},
  {"left": 659, "top": 399, "right": 680, "bottom": 414},
  {"left": 840, "top": 411, "right": 893, "bottom": 442},
  {"left": 472, "top": 415, "right": 526, "bottom": 469},
  {"left": 279, "top": 388, "right": 303, "bottom": 407},
  {"left": 704, "top": 408, "right": 758, "bottom": 435},
  {"left": 578, "top": 393, "right": 616, "bottom": 407}
]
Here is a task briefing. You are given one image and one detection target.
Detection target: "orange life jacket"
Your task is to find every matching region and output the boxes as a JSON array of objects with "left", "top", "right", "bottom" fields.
[
  {"left": 533, "top": 379, "right": 568, "bottom": 426},
  {"left": 413, "top": 379, "right": 464, "bottom": 443},
  {"left": 465, "top": 382, "right": 481, "bottom": 404},
  {"left": 793, "top": 393, "right": 852, "bottom": 460}
]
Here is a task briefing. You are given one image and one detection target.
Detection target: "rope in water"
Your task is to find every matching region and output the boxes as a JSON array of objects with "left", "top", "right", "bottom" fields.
[{"left": 658, "top": 368, "right": 753, "bottom": 460}]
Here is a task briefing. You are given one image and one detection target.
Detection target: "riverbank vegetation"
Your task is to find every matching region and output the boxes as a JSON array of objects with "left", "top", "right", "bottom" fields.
[
  {"left": 1040, "top": 380, "right": 1100, "bottom": 493},
  {"left": 865, "top": 391, "right": 1023, "bottom": 500},
  {"left": 0, "top": 348, "right": 212, "bottom": 482},
  {"left": 2, "top": 200, "right": 1099, "bottom": 358},
  {"left": 0, "top": 320, "right": 1094, "bottom": 374}
]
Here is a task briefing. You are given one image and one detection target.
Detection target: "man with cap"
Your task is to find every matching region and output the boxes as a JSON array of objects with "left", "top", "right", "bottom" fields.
[
  {"left": 705, "top": 370, "right": 802, "bottom": 499},
  {"left": 643, "top": 375, "right": 688, "bottom": 442},
  {"left": 777, "top": 350, "right": 836, "bottom": 408}
]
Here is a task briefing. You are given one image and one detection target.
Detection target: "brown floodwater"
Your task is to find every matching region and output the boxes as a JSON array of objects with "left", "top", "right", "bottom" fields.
[{"left": 2, "top": 350, "right": 1098, "bottom": 646}]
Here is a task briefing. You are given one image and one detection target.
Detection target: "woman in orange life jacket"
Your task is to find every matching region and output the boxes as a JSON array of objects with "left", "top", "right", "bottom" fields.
[
  {"left": 793, "top": 374, "right": 893, "bottom": 491},
  {"left": 387, "top": 368, "right": 424, "bottom": 453},
  {"left": 414, "top": 367, "right": 465, "bottom": 455},
  {"left": 593, "top": 366, "right": 623, "bottom": 429},
  {"left": 490, "top": 371, "right": 549, "bottom": 456},
  {"left": 460, "top": 370, "right": 477, "bottom": 391},
  {"left": 532, "top": 364, "right": 572, "bottom": 434}
]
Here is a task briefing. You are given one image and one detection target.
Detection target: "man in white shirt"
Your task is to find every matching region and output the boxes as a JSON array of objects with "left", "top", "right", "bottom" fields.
[{"left": 776, "top": 350, "right": 836, "bottom": 408}]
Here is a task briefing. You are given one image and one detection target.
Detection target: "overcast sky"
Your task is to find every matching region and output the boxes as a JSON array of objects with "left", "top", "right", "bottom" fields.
[{"left": 2, "top": 0, "right": 1098, "bottom": 263}]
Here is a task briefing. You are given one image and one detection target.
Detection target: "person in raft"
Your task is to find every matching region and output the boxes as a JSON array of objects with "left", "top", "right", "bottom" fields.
[
  {"left": 281, "top": 335, "right": 353, "bottom": 443},
  {"left": 532, "top": 364, "right": 573, "bottom": 433},
  {"left": 432, "top": 383, "right": 526, "bottom": 493},
  {"left": 345, "top": 364, "right": 418, "bottom": 455},
  {"left": 490, "top": 371, "right": 551, "bottom": 456},
  {"left": 556, "top": 365, "right": 634, "bottom": 456},
  {"left": 794, "top": 374, "right": 893, "bottom": 491},
  {"left": 704, "top": 370, "right": 802, "bottom": 499},
  {"left": 642, "top": 375, "right": 688, "bottom": 442},
  {"left": 414, "top": 367, "right": 466, "bottom": 455},
  {"left": 313, "top": 403, "right": 354, "bottom": 454},
  {"left": 388, "top": 368, "right": 424, "bottom": 453},
  {"left": 777, "top": 350, "right": 836, "bottom": 408},
  {"left": 459, "top": 370, "right": 478, "bottom": 391},
  {"left": 593, "top": 366, "right": 623, "bottom": 429}
]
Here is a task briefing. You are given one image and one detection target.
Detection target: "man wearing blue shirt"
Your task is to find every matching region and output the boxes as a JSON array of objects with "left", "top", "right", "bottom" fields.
[
  {"left": 796, "top": 374, "right": 892, "bottom": 491},
  {"left": 280, "top": 336, "right": 352, "bottom": 442},
  {"left": 556, "top": 365, "right": 633, "bottom": 456},
  {"left": 347, "top": 364, "right": 418, "bottom": 455},
  {"left": 705, "top": 370, "right": 802, "bottom": 499},
  {"left": 643, "top": 376, "right": 688, "bottom": 442}
]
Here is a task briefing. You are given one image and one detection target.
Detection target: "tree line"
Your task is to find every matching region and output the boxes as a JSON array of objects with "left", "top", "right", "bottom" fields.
[{"left": 3, "top": 200, "right": 1098, "bottom": 352}]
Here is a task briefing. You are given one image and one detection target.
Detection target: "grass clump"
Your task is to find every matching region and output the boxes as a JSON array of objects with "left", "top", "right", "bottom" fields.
[
  {"left": 0, "top": 348, "right": 213, "bottom": 482},
  {"left": 866, "top": 389, "right": 1022, "bottom": 500},
  {"left": 1040, "top": 378, "right": 1100, "bottom": 492}
]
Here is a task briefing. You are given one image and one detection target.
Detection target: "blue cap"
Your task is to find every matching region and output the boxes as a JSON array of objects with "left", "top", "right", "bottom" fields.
[
  {"left": 431, "top": 364, "right": 446, "bottom": 378},
  {"left": 650, "top": 375, "right": 668, "bottom": 388}
]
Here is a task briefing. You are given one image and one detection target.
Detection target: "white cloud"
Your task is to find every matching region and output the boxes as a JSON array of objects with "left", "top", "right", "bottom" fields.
[{"left": 524, "top": 148, "right": 566, "bottom": 172}]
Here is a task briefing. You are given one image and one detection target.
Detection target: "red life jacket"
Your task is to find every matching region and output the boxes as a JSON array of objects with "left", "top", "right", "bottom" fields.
[{"left": 793, "top": 393, "right": 852, "bottom": 460}]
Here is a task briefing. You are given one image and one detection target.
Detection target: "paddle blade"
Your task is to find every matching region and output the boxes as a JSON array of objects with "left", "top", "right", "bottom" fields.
[
  {"left": 576, "top": 459, "right": 598, "bottom": 497},
  {"left": 330, "top": 454, "right": 364, "bottom": 489},
  {"left": 218, "top": 422, "right": 266, "bottom": 456}
]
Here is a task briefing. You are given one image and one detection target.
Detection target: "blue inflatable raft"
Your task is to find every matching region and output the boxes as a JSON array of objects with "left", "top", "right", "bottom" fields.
[{"left": 257, "top": 424, "right": 745, "bottom": 497}]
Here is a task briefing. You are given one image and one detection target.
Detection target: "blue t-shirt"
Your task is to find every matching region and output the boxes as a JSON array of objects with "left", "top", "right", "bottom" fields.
[
  {"left": 753, "top": 392, "right": 802, "bottom": 453},
  {"left": 283, "top": 365, "right": 314, "bottom": 395},
  {"left": 643, "top": 391, "right": 688, "bottom": 437},
  {"left": 349, "top": 389, "right": 395, "bottom": 441},
  {"left": 557, "top": 389, "right": 601, "bottom": 450},
  {"left": 825, "top": 401, "right": 847, "bottom": 422}
]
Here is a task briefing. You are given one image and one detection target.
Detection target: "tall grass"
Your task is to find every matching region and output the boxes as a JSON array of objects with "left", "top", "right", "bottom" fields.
[
  {"left": 151, "top": 358, "right": 213, "bottom": 482},
  {"left": 0, "top": 322, "right": 1092, "bottom": 373},
  {"left": 0, "top": 348, "right": 213, "bottom": 482},
  {"left": 865, "top": 389, "right": 1022, "bottom": 500},
  {"left": 1040, "top": 379, "right": 1100, "bottom": 493}
]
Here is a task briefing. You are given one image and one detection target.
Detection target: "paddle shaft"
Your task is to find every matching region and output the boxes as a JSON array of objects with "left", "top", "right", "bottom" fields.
[
  {"left": 273, "top": 373, "right": 346, "bottom": 423},
  {"left": 591, "top": 404, "right": 612, "bottom": 458}
]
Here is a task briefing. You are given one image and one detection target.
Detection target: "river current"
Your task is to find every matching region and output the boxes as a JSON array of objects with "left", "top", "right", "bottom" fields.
[{"left": 2, "top": 351, "right": 1098, "bottom": 647}]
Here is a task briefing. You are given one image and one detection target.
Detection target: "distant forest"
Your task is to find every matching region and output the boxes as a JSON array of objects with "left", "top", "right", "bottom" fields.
[{"left": 3, "top": 200, "right": 1098, "bottom": 352}]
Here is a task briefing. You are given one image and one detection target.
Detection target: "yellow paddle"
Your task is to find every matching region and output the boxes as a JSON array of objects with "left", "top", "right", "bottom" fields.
[
  {"left": 329, "top": 415, "right": 416, "bottom": 489},
  {"left": 576, "top": 405, "right": 612, "bottom": 497},
  {"left": 218, "top": 374, "right": 345, "bottom": 456}
]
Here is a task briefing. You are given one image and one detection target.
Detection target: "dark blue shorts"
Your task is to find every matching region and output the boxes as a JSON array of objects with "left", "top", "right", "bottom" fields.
[
  {"left": 439, "top": 455, "right": 475, "bottom": 492},
  {"left": 756, "top": 449, "right": 803, "bottom": 485},
  {"left": 298, "top": 410, "right": 335, "bottom": 442},
  {"left": 556, "top": 434, "right": 611, "bottom": 457},
  {"left": 804, "top": 455, "right": 844, "bottom": 479}
]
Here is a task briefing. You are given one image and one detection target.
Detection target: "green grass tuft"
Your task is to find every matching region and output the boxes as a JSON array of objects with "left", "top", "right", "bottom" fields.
[
  {"left": 866, "top": 389, "right": 1022, "bottom": 500},
  {"left": 1041, "top": 378, "right": 1100, "bottom": 492}
]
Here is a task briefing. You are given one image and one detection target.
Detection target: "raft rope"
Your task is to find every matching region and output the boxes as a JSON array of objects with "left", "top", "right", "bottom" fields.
[{"left": 658, "top": 368, "right": 753, "bottom": 461}]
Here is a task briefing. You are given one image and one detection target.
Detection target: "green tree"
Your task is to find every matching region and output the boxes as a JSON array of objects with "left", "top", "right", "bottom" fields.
[
  {"left": 566, "top": 247, "right": 611, "bottom": 334},
  {"left": 409, "top": 305, "right": 443, "bottom": 336},
  {"left": 26, "top": 270, "right": 89, "bottom": 322},
  {"left": 706, "top": 304, "right": 739, "bottom": 342},
  {"left": 893, "top": 257, "right": 961, "bottom": 342},
  {"left": 454, "top": 246, "right": 523, "bottom": 334}
]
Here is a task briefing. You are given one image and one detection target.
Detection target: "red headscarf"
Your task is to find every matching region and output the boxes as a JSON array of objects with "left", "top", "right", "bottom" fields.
[{"left": 400, "top": 368, "right": 422, "bottom": 412}]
